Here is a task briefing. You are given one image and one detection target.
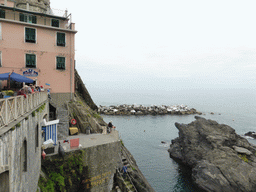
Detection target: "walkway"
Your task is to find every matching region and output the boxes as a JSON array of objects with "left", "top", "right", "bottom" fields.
[{"left": 46, "top": 130, "right": 120, "bottom": 155}]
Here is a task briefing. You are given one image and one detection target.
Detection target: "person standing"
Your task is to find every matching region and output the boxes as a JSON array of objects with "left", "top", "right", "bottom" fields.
[{"left": 122, "top": 165, "right": 128, "bottom": 179}]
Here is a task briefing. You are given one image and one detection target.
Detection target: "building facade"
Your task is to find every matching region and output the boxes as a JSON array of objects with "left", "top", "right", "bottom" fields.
[{"left": 0, "top": 0, "right": 77, "bottom": 107}]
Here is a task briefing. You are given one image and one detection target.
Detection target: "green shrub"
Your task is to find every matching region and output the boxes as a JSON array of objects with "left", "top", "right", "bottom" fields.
[
  {"left": 3, "top": 90, "right": 14, "bottom": 96},
  {"left": 93, "top": 113, "right": 101, "bottom": 119},
  {"left": 11, "top": 127, "right": 15, "bottom": 131},
  {"left": 238, "top": 154, "right": 248, "bottom": 163},
  {"left": 32, "top": 111, "right": 36, "bottom": 117},
  {"left": 16, "top": 123, "right": 21, "bottom": 127}
]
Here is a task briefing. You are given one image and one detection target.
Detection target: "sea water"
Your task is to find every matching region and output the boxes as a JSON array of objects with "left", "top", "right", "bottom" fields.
[{"left": 92, "top": 88, "right": 256, "bottom": 192}]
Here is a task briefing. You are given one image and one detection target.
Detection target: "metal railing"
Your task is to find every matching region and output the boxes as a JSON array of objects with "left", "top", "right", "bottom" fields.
[{"left": 0, "top": 92, "right": 48, "bottom": 128}]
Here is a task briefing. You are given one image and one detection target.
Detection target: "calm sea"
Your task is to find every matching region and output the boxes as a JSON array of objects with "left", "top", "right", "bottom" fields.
[{"left": 92, "top": 88, "right": 256, "bottom": 192}]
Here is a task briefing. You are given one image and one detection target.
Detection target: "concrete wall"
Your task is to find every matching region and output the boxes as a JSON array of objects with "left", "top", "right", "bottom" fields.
[{"left": 0, "top": 101, "right": 49, "bottom": 192}]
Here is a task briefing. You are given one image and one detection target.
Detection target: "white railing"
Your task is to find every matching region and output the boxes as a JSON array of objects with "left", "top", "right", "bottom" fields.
[{"left": 0, "top": 92, "right": 48, "bottom": 129}]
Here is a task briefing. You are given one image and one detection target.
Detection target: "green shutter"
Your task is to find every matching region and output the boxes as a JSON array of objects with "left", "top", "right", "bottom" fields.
[
  {"left": 57, "top": 33, "right": 65, "bottom": 46},
  {"left": 0, "top": 9, "right": 5, "bottom": 19},
  {"left": 57, "top": 57, "right": 65, "bottom": 70},
  {"left": 52, "top": 19, "right": 59, "bottom": 27},
  {"left": 20, "top": 13, "right": 24, "bottom": 21},
  {"left": 32, "top": 15, "right": 37, "bottom": 24},
  {"left": 26, "top": 54, "right": 36, "bottom": 68},
  {"left": 25, "top": 28, "right": 36, "bottom": 43}
]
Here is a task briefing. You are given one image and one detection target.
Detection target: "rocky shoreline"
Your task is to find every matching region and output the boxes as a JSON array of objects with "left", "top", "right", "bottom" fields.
[
  {"left": 168, "top": 116, "right": 256, "bottom": 192},
  {"left": 98, "top": 104, "right": 202, "bottom": 116}
]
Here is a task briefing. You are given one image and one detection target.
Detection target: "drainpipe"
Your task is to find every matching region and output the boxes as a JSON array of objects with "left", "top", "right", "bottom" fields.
[{"left": 70, "top": 30, "right": 73, "bottom": 100}]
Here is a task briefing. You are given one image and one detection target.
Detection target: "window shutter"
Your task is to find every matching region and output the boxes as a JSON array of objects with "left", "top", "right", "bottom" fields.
[
  {"left": 20, "top": 13, "right": 24, "bottom": 21},
  {"left": 57, "top": 33, "right": 65, "bottom": 46},
  {"left": 32, "top": 15, "right": 37, "bottom": 24},
  {"left": 0, "top": 9, "right": 5, "bottom": 19},
  {"left": 57, "top": 57, "right": 65, "bottom": 70},
  {"left": 52, "top": 19, "right": 59, "bottom": 27},
  {"left": 26, "top": 54, "right": 36, "bottom": 68},
  {"left": 25, "top": 28, "right": 36, "bottom": 43},
  {"left": 31, "top": 55, "right": 35, "bottom": 67}
]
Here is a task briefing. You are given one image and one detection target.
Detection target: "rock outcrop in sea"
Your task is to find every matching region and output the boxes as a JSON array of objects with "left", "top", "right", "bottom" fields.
[
  {"left": 98, "top": 104, "right": 202, "bottom": 116},
  {"left": 168, "top": 116, "right": 256, "bottom": 192}
]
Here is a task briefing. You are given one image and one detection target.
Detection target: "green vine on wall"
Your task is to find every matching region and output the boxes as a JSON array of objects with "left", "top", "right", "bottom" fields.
[{"left": 39, "top": 150, "right": 87, "bottom": 192}]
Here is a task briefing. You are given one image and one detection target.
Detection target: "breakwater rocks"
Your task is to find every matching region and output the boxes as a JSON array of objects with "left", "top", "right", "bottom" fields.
[{"left": 98, "top": 104, "right": 202, "bottom": 116}]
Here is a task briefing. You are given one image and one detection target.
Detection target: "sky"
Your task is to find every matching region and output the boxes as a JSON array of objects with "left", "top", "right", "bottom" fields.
[{"left": 50, "top": 0, "right": 256, "bottom": 103}]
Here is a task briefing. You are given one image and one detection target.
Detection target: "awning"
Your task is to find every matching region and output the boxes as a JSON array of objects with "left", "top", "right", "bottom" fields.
[
  {"left": 0, "top": 73, "right": 10, "bottom": 80},
  {"left": 10, "top": 72, "right": 34, "bottom": 83}
]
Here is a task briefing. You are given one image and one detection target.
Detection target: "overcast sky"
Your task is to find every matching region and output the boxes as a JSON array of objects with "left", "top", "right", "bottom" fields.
[{"left": 50, "top": 0, "right": 256, "bottom": 99}]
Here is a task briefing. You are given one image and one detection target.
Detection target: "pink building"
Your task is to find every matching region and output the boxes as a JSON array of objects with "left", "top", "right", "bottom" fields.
[{"left": 0, "top": 0, "right": 77, "bottom": 106}]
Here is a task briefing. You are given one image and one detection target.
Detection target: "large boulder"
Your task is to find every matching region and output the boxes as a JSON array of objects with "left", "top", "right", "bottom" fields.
[{"left": 168, "top": 116, "right": 256, "bottom": 192}]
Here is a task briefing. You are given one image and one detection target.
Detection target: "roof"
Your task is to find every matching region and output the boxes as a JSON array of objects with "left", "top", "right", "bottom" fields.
[{"left": 0, "top": 5, "right": 68, "bottom": 20}]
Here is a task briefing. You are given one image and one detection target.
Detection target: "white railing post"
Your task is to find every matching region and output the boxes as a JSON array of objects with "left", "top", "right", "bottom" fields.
[
  {"left": 21, "top": 96, "right": 24, "bottom": 116},
  {"left": 14, "top": 97, "right": 17, "bottom": 120},
  {"left": 5, "top": 99, "right": 8, "bottom": 125}
]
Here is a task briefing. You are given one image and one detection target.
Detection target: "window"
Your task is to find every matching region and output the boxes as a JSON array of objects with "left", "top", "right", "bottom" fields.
[
  {"left": 0, "top": 23, "right": 2, "bottom": 40},
  {"left": 56, "top": 57, "right": 65, "bottom": 70},
  {"left": 57, "top": 32, "right": 65, "bottom": 47},
  {"left": 35, "top": 124, "right": 38, "bottom": 152},
  {"left": 20, "top": 13, "right": 37, "bottom": 24},
  {"left": 51, "top": 19, "right": 59, "bottom": 27},
  {"left": 0, "top": 9, "right": 5, "bottom": 19},
  {"left": 25, "top": 28, "right": 36, "bottom": 43},
  {"left": 21, "top": 140, "right": 27, "bottom": 172},
  {"left": 26, "top": 54, "right": 36, "bottom": 68}
]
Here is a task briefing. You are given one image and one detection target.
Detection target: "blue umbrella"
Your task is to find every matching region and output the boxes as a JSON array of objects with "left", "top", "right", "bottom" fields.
[
  {"left": 0, "top": 73, "right": 10, "bottom": 80},
  {"left": 10, "top": 72, "right": 34, "bottom": 83}
]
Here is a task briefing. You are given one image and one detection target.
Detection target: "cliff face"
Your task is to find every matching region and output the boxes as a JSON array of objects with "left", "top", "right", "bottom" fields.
[
  {"left": 168, "top": 116, "right": 256, "bottom": 192},
  {"left": 75, "top": 69, "right": 98, "bottom": 111},
  {"left": 67, "top": 93, "right": 106, "bottom": 134}
]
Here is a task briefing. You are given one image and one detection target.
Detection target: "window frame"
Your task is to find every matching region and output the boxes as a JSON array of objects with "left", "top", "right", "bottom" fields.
[
  {"left": 25, "top": 27, "right": 36, "bottom": 43},
  {"left": 56, "top": 32, "right": 66, "bottom": 47},
  {"left": 51, "top": 19, "right": 60, "bottom": 28},
  {"left": 56, "top": 56, "right": 66, "bottom": 70},
  {"left": 25, "top": 53, "right": 36, "bottom": 68}
]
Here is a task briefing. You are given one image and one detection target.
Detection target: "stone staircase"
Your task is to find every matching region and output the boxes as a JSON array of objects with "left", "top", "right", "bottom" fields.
[{"left": 56, "top": 107, "right": 69, "bottom": 140}]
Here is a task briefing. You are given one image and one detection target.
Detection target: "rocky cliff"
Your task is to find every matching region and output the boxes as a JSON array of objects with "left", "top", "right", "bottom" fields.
[{"left": 168, "top": 116, "right": 256, "bottom": 192}]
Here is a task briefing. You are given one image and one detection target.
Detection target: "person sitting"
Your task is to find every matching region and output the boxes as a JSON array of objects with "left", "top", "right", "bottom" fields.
[
  {"left": 17, "top": 88, "right": 26, "bottom": 98},
  {"left": 107, "top": 121, "right": 115, "bottom": 133}
]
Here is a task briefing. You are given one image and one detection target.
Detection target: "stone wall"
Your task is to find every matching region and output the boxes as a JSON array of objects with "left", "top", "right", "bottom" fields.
[
  {"left": 81, "top": 141, "right": 121, "bottom": 192},
  {"left": 0, "top": 101, "right": 49, "bottom": 192},
  {"left": 43, "top": 140, "right": 121, "bottom": 192},
  {"left": 51, "top": 93, "right": 73, "bottom": 108}
]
